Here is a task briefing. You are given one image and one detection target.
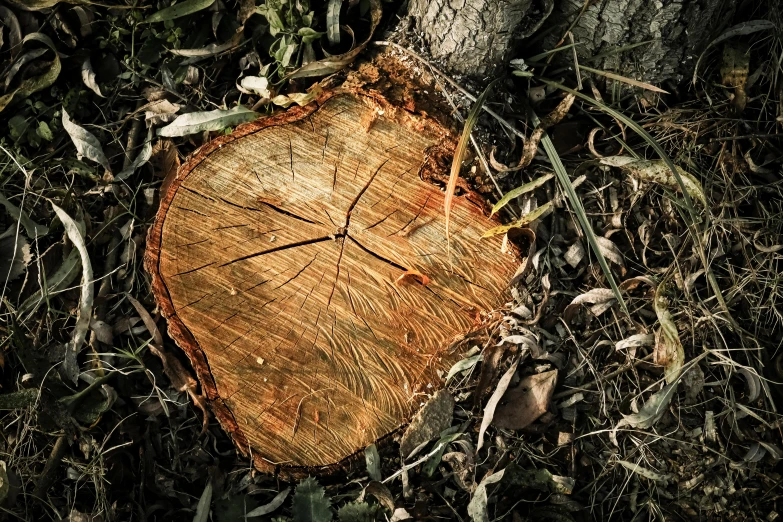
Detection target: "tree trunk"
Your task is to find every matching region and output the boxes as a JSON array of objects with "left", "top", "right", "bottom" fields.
[
  {"left": 408, "top": 0, "right": 735, "bottom": 84},
  {"left": 145, "top": 90, "right": 519, "bottom": 475}
]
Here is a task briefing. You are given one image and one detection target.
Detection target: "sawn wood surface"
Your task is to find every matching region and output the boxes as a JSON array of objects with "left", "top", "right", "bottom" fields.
[{"left": 146, "top": 90, "right": 519, "bottom": 473}]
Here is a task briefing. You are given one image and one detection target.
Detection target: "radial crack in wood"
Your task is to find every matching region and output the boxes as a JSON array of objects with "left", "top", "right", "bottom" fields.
[{"left": 145, "top": 91, "right": 519, "bottom": 474}]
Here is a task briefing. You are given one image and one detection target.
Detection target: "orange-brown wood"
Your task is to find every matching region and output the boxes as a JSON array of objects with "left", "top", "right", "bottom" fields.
[{"left": 145, "top": 90, "right": 519, "bottom": 474}]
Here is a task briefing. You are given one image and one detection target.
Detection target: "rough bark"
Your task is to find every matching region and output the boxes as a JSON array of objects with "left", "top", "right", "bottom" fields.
[
  {"left": 407, "top": 0, "right": 538, "bottom": 77},
  {"left": 409, "top": 0, "right": 734, "bottom": 84},
  {"left": 545, "top": 0, "right": 734, "bottom": 85},
  {"left": 145, "top": 90, "right": 519, "bottom": 475}
]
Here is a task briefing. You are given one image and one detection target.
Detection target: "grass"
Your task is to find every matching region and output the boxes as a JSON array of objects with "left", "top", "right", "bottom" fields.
[{"left": 0, "top": 0, "right": 782, "bottom": 521}]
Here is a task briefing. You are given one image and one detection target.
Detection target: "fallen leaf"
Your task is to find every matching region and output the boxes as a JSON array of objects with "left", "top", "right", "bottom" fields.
[
  {"left": 653, "top": 281, "right": 684, "bottom": 384},
  {"left": 491, "top": 174, "right": 553, "bottom": 215},
  {"left": 63, "top": 109, "right": 111, "bottom": 172},
  {"left": 144, "top": 0, "right": 215, "bottom": 23},
  {"left": 399, "top": 390, "right": 454, "bottom": 457},
  {"left": 503, "top": 463, "right": 574, "bottom": 494},
  {"left": 245, "top": 487, "right": 290, "bottom": 517},
  {"left": 445, "top": 353, "right": 482, "bottom": 383},
  {"left": 81, "top": 58, "right": 102, "bottom": 97},
  {"left": 564, "top": 240, "right": 584, "bottom": 268},
  {"left": 157, "top": 106, "right": 258, "bottom": 137},
  {"left": 116, "top": 139, "right": 153, "bottom": 181},
  {"left": 616, "top": 381, "right": 678, "bottom": 431},
  {"left": 616, "top": 333, "right": 655, "bottom": 351},
  {"left": 365, "top": 444, "right": 381, "bottom": 482},
  {"left": 601, "top": 156, "right": 707, "bottom": 207},
  {"left": 482, "top": 201, "right": 553, "bottom": 238},
  {"left": 240, "top": 76, "right": 272, "bottom": 98},
  {"left": 564, "top": 288, "right": 616, "bottom": 322},
  {"left": 617, "top": 460, "right": 672, "bottom": 482},
  {"left": 477, "top": 356, "right": 520, "bottom": 452},
  {"left": 467, "top": 468, "right": 505, "bottom": 522},
  {"left": 52, "top": 204, "right": 93, "bottom": 384},
  {"left": 595, "top": 236, "right": 625, "bottom": 267},
  {"left": 0, "top": 192, "right": 49, "bottom": 238},
  {"left": 364, "top": 481, "right": 394, "bottom": 512},
  {"left": 0, "top": 233, "right": 31, "bottom": 282},
  {"left": 0, "top": 33, "right": 61, "bottom": 113},
  {"left": 492, "top": 370, "right": 558, "bottom": 430},
  {"left": 192, "top": 479, "right": 213, "bottom": 522}
]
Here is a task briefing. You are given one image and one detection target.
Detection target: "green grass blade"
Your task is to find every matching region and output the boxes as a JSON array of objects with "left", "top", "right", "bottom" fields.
[{"left": 533, "top": 115, "right": 630, "bottom": 318}]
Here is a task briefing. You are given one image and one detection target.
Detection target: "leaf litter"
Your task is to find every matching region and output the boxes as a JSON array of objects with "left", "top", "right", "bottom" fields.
[{"left": 0, "top": 1, "right": 782, "bottom": 521}]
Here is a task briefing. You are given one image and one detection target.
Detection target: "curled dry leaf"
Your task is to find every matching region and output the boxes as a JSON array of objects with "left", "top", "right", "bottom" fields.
[
  {"left": 239, "top": 76, "right": 272, "bottom": 98},
  {"left": 595, "top": 236, "right": 625, "bottom": 267},
  {"left": 394, "top": 270, "right": 430, "bottom": 286},
  {"left": 492, "top": 369, "right": 558, "bottom": 430},
  {"left": 364, "top": 481, "right": 394, "bottom": 512},
  {"left": 737, "top": 367, "right": 761, "bottom": 402},
  {"left": 653, "top": 281, "right": 684, "bottom": 384},
  {"left": 62, "top": 109, "right": 111, "bottom": 172},
  {"left": 564, "top": 288, "right": 616, "bottom": 322},
  {"left": 287, "top": 0, "right": 381, "bottom": 79},
  {"left": 51, "top": 204, "right": 93, "bottom": 384},
  {"left": 0, "top": 33, "right": 61, "bottom": 113},
  {"left": 81, "top": 58, "right": 102, "bottom": 97},
  {"left": 616, "top": 333, "right": 655, "bottom": 351},
  {"left": 126, "top": 295, "right": 209, "bottom": 432},
  {"left": 601, "top": 156, "right": 707, "bottom": 207}
]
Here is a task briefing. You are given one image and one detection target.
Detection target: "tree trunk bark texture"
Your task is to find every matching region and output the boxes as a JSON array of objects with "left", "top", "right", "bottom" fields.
[
  {"left": 145, "top": 90, "right": 519, "bottom": 475},
  {"left": 408, "top": 0, "right": 734, "bottom": 84}
]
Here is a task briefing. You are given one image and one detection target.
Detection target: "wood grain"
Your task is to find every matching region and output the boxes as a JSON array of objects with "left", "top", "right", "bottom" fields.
[{"left": 145, "top": 90, "right": 519, "bottom": 474}]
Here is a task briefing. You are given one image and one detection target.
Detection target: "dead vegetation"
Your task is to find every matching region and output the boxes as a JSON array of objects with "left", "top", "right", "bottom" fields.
[{"left": 0, "top": 0, "right": 782, "bottom": 521}]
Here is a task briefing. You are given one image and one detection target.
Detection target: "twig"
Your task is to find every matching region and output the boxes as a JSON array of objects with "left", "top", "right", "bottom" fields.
[
  {"left": 372, "top": 41, "right": 527, "bottom": 142},
  {"left": 382, "top": 442, "right": 444, "bottom": 484}
]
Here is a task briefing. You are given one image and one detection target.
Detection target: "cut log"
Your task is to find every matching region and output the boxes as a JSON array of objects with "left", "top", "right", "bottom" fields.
[{"left": 145, "top": 90, "right": 518, "bottom": 473}]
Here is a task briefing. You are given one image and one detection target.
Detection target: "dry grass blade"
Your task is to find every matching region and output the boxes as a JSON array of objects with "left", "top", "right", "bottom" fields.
[
  {"left": 51, "top": 203, "right": 93, "bottom": 384},
  {"left": 578, "top": 64, "right": 669, "bottom": 94},
  {"left": 445, "top": 80, "right": 496, "bottom": 255}
]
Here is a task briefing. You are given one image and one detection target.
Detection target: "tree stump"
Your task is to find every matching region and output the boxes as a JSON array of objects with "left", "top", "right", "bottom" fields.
[{"left": 145, "top": 90, "right": 519, "bottom": 474}]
